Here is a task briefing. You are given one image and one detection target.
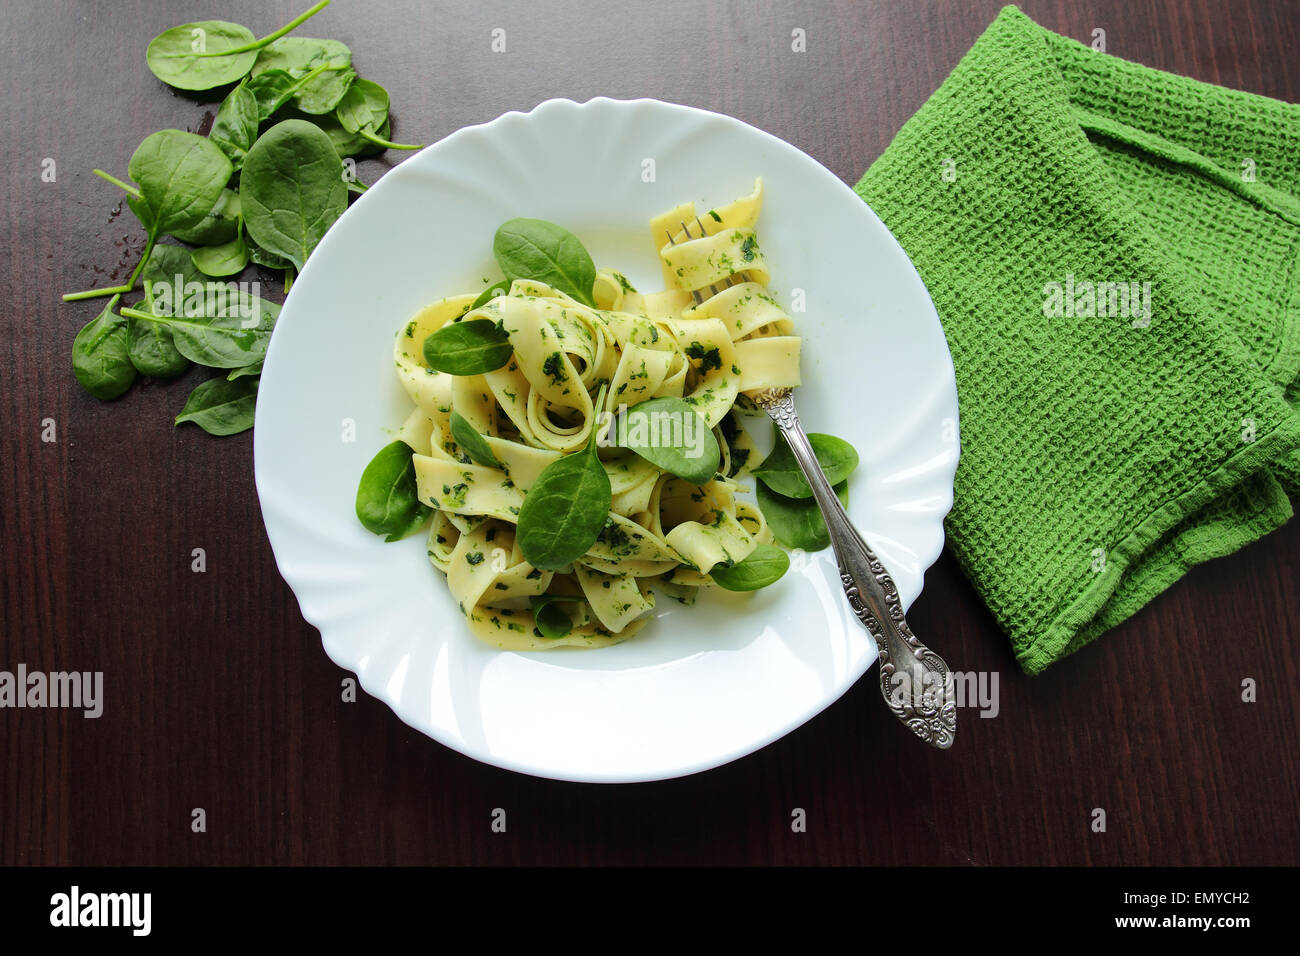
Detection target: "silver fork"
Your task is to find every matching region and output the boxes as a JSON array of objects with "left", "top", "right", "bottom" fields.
[{"left": 667, "top": 219, "right": 956, "bottom": 749}]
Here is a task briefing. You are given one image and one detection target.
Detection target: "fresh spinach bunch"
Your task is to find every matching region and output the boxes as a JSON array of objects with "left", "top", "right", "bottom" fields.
[{"left": 65, "top": 2, "right": 424, "bottom": 438}]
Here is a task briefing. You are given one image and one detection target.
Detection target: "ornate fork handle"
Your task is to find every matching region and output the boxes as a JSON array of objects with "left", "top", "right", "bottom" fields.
[{"left": 761, "top": 391, "right": 956, "bottom": 749}]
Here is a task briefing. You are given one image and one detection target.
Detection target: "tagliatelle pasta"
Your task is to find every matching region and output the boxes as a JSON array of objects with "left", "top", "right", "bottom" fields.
[{"left": 387, "top": 179, "right": 801, "bottom": 649}]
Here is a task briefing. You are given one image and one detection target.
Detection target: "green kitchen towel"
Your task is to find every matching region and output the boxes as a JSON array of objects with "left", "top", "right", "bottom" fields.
[{"left": 854, "top": 6, "right": 1300, "bottom": 674}]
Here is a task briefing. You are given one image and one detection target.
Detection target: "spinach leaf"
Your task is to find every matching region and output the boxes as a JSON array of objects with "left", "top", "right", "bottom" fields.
[
  {"left": 246, "top": 65, "right": 337, "bottom": 122},
  {"left": 280, "top": 106, "right": 388, "bottom": 158},
  {"left": 227, "top": 361, "right": 263, "bottom": 381},
  {"left": 293, "top": 64, "right": 357, "bottom": 115},
  {"left": 756, "top": 478, "right": 849, "bottom": 552},
  {"left": 753, "top": 429, "right": 859, "bottom": 499},
  {"left": 335, "top": 77, "right": 422, "bottom": 150},
  {"left": 251, "top": 37, "right": 355, "bottom": 114},
  {"left": 493, "top": 219, "right": 597, "bottom": 307},
  {"left": 615, "top": 396, "right": 720, "bottom": 484},
  {"left": 328, "top": 114, "right": 391, "bottom": 158},
  {"left": 120, "top": 289, "right": 278, "bottom": 369},
  {"left": 710, "top": 544, "right": 789, "bottom": 591},
  {"left": 209, "top": 84, "right": 259, "bottom": 169},
  {"left": 141, "top": 243, "right": 205, "bottom": 289},
  {"left": 422, "top": 319, "right": 513, "bottom": 375},
  {"left": 250, "top": 35, "right": 349, "bottom": 75},
  {"left": 449, "top": 411, "right": 503, "bottom": 468},
  {"left": 530, "top": 595, "right": 581, "bottom": 639},
  {"left": 128, "top": 129, "right": 233, "bottom": 236},
  {"left": 191, "top": 233, "right": 249, "bottom": 277},
  {"left": 175, "top": 376, "right": 259, "bottom": 436},
  {"left": 245, "top": 69, "right": 297, "bottom": 120},
  {"left": 126, "top": 281, "right": 189, "bottom": 378},
  {"left": 128, "top": 317, "right": 189, "bottom": 377},
  {"left": 145, "top": 2, "right": 330, "bottom": 92},
  {"left": 355, "top": 440, "right": 432, "bottom": 542},
  {"left": 170, "top": 187, "right": 240, "bottom": 246},
  {"left": 173, "top": 287, "right": 277, "bottom": 367},
  {"left": 71, "top": 295, "right": 136, "bottom": 400},
  {"left": 240, "top": 119, "right": 347, "bottom": 271},
  {"left": 145, "top": 20, "right": 258, "bottom": 91},
  {"left": 244, "top": 233, "right": 293, "bottom": 269},
  {"left": 334, "top": 77, "right": 386, "bottom": 133},
  {"left": 516, "top": 386, "right": 612, "bottom": 570},
  {"left": 470, "top": 278, "right": 512, "bottom": 309},
  {"left": 121, "top": 129, "right": 233, "bottom": 295}
]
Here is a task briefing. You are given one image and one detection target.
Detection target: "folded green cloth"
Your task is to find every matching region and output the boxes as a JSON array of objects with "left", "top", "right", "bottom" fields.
[{"left": 854, "top": 5, "right": 1300, "bottom": 674}]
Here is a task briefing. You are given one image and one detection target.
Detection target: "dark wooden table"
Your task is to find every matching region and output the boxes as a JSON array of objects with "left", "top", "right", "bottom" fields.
[{"left": 3, "top": 0, "right": 1297, "bottom": 866}]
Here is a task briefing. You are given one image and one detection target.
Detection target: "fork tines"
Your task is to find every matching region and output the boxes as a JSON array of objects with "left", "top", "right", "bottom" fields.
[{"left": 665, "top": 216, "right": 751, "bottom": 304}]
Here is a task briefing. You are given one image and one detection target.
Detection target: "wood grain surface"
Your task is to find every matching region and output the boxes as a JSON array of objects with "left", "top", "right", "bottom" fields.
[{"left": 2, "top": 0, "right": 1297, "bottom": 866}]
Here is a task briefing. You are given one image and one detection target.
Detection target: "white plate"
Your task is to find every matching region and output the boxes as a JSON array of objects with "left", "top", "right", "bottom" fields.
[{"left": 254, "top": 97, "right": 959, "bottom": 782}]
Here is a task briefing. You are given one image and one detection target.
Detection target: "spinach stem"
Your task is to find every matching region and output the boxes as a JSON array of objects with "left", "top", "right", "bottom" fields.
[
  {"left": 62, "top": 284, "right": 133, "bottom": 302},
  {"left": 250, "top": 0, "right": 332, "bottom": 49},
  {"left": 119, "top": 306, "right": 161, "bottom": 322},
  {"left": 284, "top": 267, "right": 295, "bottom": 292},
  {"left": 120, "top": 306, "right": 218, "bottom": 330},
  {"left": 124, "top": 233, "right": 158, "bottom": 293},
  {"left": 92, "top": 169, "right": 142, "bottom": 199},
  {"left": 172, "top": 1, "right": 331, "bottom": 58},
  {"left": 297, "top": 62, "right": 333, "bottom": 85},
  {"left": 64, "top": 232, "right": 156, "bottom": 302},
  {"left": 358, "top": 129, "right": 423, "bottom": 151}
]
